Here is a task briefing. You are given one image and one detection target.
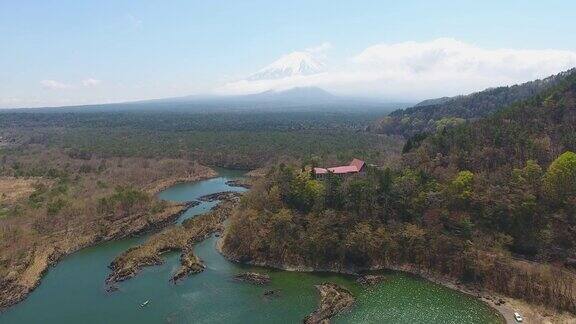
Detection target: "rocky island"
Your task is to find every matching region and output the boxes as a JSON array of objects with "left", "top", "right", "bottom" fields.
[
  {"left": 106, "top": 191, "right": 242, "bottom": 285},
  {"left": 304, "top": 283, "right": 355, "bottom": 324},
  {"left": 233, "top": 272, "right": 271, "bottom": 285},
  {"left": 356, "top": 274, "right": 386, "bottom": 286}
]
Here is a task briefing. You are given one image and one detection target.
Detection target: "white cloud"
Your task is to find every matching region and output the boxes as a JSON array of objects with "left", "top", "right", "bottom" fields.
[
  {"left": 352, "top": 37, "right": 576, "bottom": 85},
  {"left": 82, "top": 78, "right": 101, "bottom": 87},
  {"left": 217, "top": 38, "right": 576, "bottom": 100},
  {"left": 40, "top": 80, "right": 72, "bottom": 90}
]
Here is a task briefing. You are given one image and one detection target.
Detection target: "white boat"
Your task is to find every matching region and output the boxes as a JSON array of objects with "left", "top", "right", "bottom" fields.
[
  {"left": 140, "top": 300, "right": 150, "bottom": 308},
  {"left": 514, "top": 312, "right": 523, "bottom": 322}
]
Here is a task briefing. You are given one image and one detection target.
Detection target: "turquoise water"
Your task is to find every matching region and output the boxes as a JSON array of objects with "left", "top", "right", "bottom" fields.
[
  {"left": 157, "top": 168, "right": 246, "bottom": 224},
  {"left": 1, "top": 169, "right": 502, "bottom": 323}
]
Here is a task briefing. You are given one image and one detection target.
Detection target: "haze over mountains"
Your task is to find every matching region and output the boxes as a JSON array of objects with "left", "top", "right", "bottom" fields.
[
  {"left": 24, "top": 71, "right": 572, "bottom": 119},
  {"left": 12, "top": 86, "right": 408, "bottom": 114},
  {"left": 8, "top": 66, "right": 576, "bottom": 120},
  {"left": 147, "top": 86, "right": 337, "bottom": 105}
]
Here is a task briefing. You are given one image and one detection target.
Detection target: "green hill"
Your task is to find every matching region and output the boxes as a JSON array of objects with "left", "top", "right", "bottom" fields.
[
  {"left": 371, "top": 68, "right": 575, "bottom": 136},
  {"left": 223, "top": 71, "right": 576, "bottom": 314}
]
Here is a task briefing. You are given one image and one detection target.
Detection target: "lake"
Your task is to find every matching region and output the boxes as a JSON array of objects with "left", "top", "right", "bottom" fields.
[{"left": 1, "top": 168, "right": 502, "bottom": 323}]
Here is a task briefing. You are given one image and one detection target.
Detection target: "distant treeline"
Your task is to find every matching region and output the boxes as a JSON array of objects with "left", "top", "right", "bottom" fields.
[
  {"left": 0, "top": 110, "right": 382, "bottom": 132},
  {"left": 1, "top": 110, "right": 402, "bottom": 169}
]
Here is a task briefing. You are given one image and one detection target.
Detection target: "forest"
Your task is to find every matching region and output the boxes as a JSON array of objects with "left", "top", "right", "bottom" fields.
[
  {"left": 223, "top": 70, "right": 576, "bottom": 313},
  {"left": 1, "top": 110, "right": 401, "bottom": 169},
  {"left": 370, "top": 68, "right": 575, "bottom": 137}
]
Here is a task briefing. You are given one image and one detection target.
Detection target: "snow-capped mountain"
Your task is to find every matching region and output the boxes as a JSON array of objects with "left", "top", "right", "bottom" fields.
[{"left": 247, "top": 51, "right": 324, "bottom": 81}]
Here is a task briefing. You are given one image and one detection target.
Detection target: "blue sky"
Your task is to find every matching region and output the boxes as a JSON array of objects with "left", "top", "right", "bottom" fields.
[{"left": 1, "top": 0, "right": 576, "bottom": 108}]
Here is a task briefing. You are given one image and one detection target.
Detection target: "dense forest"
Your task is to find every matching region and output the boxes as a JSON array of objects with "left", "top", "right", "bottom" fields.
[
  {"left": 223, "top": 71, "right": 576, "bottom": 313},
  {"left": 0, "top": 111, "right": 402, "bottom": 169},
  {"left": 370, "top": 68, "right": 575, "bottom": 136}
]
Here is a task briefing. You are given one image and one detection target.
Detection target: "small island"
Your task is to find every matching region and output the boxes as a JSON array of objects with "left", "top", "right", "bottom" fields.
[
  {"left": 233, "top": 272, "right": 271, "bottom": 285},
  {"left": 304, "top": 283, "right": 355, "bottom": 324}
]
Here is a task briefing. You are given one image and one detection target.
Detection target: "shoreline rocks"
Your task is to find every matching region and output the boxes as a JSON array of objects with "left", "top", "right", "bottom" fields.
[
  {"left": 356, "top": 274, "right": 386, "bottom": 286},
  {"left": 225, "top": 179, "right": 252, "bottom": 189},
  {"left": 171, "top": 251, "right": 206, "bottom": 283},
  {"left": 198, "top": 191, "right": 240, "bottom": 202},
  {"left": 263, "top": 289, "right": 281, "bottom": 298},
  {"left": 233, "top": 272, "right": 271, "bottom": 285},
  {"left": 105, "top": 284, "right": 120, "bottom": 293},
  {"left": 304, "top": 283, "right": 355, "bottom": 324}
]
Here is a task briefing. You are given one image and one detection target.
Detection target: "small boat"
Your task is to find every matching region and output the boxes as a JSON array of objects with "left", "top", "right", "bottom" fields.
[{"left": 140, "top": 300, "right": 150, "bottom": 308}]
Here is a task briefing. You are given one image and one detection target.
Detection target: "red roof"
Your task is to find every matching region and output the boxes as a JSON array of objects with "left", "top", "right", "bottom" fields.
[
  {"left": 328, "top": 165, "right": 359, "bottom": 174},
  {"left": 350, "top": 158, "right": 365, "bottom": 170},
  {"left": 314, "top": 167, "right": 328, "bottom": 174},
  {"left": 314, "top": 159, "right": 365, "bottom": 175}
]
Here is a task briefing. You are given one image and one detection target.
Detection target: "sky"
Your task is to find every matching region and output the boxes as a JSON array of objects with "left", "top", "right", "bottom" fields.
[{"left": 1, "top": 0, "right": 576, "bottom": 108}]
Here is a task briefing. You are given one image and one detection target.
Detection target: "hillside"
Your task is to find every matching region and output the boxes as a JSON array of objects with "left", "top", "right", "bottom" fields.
[
  {"left": 404, "top": 68, "right": 576, "bottom": 257},
  {"left": 222, "top": 71, "right": 576, "bottom": 315},
  {"left": 371, "top": 68, "right": 576, "bottom": 136},
  {"left": 413, "top": 67, "right": 576, "bottom": 171}
]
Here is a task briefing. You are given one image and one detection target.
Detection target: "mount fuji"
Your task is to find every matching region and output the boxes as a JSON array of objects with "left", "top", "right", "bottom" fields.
[{"left": 247, "top": 51, "right": 325, "bottom": 81}]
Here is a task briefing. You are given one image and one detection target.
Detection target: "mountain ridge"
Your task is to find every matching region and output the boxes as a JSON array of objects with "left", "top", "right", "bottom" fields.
[
  {"left": 372, "top": 68, "right": 576, "bottom": 136},
  {"left": 11, "top": 86, "right": 407, "bottom": 113}
]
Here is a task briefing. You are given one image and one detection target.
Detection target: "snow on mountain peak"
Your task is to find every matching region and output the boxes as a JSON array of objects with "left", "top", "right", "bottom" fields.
[{"left": 247, "top": 51, "right": 325, "bottom": 81}]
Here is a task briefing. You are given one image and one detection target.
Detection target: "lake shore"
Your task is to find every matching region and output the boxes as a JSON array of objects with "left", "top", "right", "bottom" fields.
[
  {"left": 400, "top": 266, "right": 576, "bottom": 324},
  {"left": 145, "top": 169, "right": 218, "bottom": 194},
  {"left": 218, "top": 235, "right": 575, "bottom": 324},
  {"left": 0, "top": 169, "right": 217, "bottom": 311},
  {"left": 105, "top": 191, "right": 243, "bottom": 285}
]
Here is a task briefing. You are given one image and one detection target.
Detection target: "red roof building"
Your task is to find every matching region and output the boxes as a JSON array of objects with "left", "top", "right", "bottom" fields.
[{"left": 314, "top": 159, "right": 366, "bottom": 177}]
